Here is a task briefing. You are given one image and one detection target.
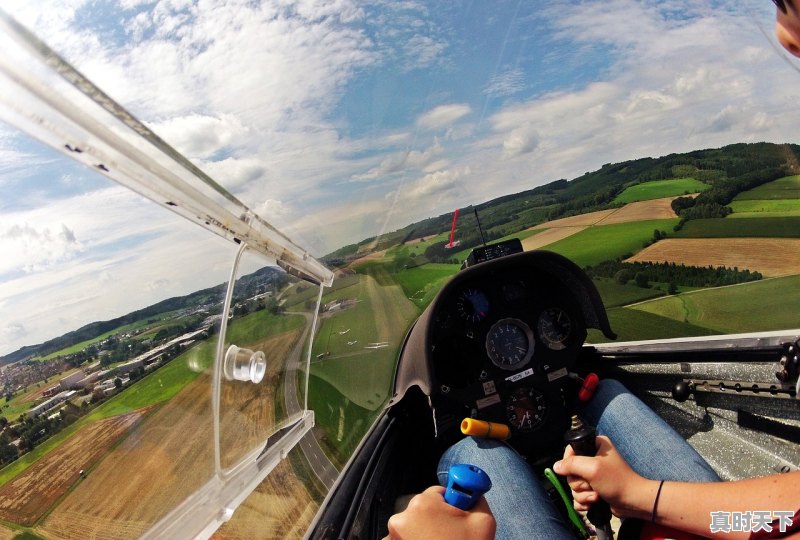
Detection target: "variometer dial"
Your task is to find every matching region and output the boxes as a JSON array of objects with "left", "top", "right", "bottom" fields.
[
  {"left": 537, "top": 307, "right": 572, "bottom": 351},
  {"left": 485, "top": 318, "right": 534, "bottom": 371},
  {"left": 505, "top": 387, "right": 548, "bottom": 432},
  {"left": 456, "top": 288, "right": 490, "bottom": 323}
]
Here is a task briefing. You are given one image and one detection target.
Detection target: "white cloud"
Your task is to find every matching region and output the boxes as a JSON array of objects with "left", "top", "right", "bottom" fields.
[
  {"left": 502, "top": 123, "right": 540, "bottom": 158},
  {"left": 406, "top": 167, "right": 469, "bottom": 200},
  {"left": 0, "top": 223, "right": 81, "bottom": 274},
  {"left": 404, "top": 34, "right": 447, "bottom": 69},
  {"left": 352, "top": 139, "right": 444, "bottom": 181},
  {"left": 417, "top": 104, "right": 471, "bottom": 130},
  {"left": 148, "top": 114, "right": 249, "bottom": 160},
  {"left": 484, "top": 68, "right": 526, "bottom": 98}
]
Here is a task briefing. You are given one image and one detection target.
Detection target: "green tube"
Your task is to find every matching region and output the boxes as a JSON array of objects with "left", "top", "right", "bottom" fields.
[{"left": 544, "top": 467, "right": 589, "bottom": 538}]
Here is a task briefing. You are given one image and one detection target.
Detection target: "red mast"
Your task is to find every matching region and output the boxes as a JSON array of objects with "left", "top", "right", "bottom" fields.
[{"left": 446, "top": 208, "right": 460, "bottom": 248}]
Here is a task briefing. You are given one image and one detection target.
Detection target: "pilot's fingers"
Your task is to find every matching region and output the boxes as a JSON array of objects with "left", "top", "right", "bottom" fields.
[
  {"left": 565, "top": 475, "right": 592, "bottom": 492},
  {"left": 572, "top": 489, "right": 599, "bottom": 506},
  {"left": 553, "top": 454, "right": 600, "bottom": 482}
]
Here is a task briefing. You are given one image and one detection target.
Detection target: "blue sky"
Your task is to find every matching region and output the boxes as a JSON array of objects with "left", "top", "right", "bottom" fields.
[{"left": 0, "top": 0, "right": 797, "bottom": 355}]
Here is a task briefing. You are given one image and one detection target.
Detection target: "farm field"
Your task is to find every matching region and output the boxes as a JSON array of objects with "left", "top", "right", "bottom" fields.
[
  {"left": 627, "top": 238, "right": 800, "bottom": 277},
  {"left": 38, "top": 375, "right": 214, "bottom": 540},
  {"left": 599, "top": 196, "right": 684, "bottom": 224},
  {"left": 521, "top": 226, "right": 587, "bottom": 251},
  {"left": 542, "top": 219, "right": 678, "bottom": 268},
  {"left": 0, "top": 410, "right": 147, "bottom": 526},
  {"left": 728, "top": 199, "right": 800, "bottom": 218},
  {"left": 732, "top": 175, "right": 800, "bottom": 200},
  {"left": 586, "top": 307, "right": 716, "bottom": 343},
  {"left": 307, "top": 374, "right": 375, "bottom": 467},
  {"left": 533, "top": 209, "right": 615, "bottom": 229},
  {"left": 672, "top": 217, "right": 800, "bottom": 238},
  {"left": 591, "top": 278, "right": 666, "bottom": 308},
  {"left": 213, "top": 447, "right": 320, "bottom": 539},
  {"left": 629, "top": 275, "right": 800, "bottom": 334},
  {"left": 613, "top": 178, "right": 709, "bottom": 204},
  {"left": 36, "top": 327, "right": 305, "bottom": 540},
  {"left": 0, "top": 312, "right": 305, "bottom": 490},
  {"left": 220, "top": 329, "right": 304, "bottom": 468},
  {"left": 392, "top": 263, "right": 459, "bottom": 308},
  {"left": 532, "top": 196, "right": 681, "bottom": 231},
  {"left": 0, "top": 524, "right": 13, "bottom": 540}
]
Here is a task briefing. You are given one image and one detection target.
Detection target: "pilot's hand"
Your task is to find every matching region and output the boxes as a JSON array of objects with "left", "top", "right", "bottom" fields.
[
  {"left": 554, "top": 436, "right": 655, "bottom": 520},
  {"left": 384, "top": 485, "right": 496, "bottom": 540}
]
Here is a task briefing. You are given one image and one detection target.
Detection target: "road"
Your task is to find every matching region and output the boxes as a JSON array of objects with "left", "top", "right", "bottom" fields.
[{"left": 283, "top": 311, "right": 339, "bottom": 490}]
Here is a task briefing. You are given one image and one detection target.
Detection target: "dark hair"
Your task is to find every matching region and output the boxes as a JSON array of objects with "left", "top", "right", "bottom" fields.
[{"left": 773, "top": 0, "right": 796, "bottom": 14}]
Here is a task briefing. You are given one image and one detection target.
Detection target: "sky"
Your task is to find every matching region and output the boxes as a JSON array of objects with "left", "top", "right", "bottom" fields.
[{"left": 0, "top": 0, "right": 798, "bottom": 356}]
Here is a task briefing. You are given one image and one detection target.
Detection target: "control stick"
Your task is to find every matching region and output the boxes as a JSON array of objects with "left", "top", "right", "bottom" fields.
[
  {"left": 444, "top": 464, "right": 492, "bottom": 510},
  {"left": 564, "top": 415, "right": 614, "bottom": 540}
]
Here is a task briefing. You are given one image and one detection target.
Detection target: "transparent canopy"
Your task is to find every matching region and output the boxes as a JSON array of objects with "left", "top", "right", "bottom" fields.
[{"left": 0, "top": 1, "right": 797, "bottom": 538}]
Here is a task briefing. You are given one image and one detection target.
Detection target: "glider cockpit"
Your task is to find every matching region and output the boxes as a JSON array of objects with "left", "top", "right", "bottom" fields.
[
  {"left": 308, "top": 244, "right": 799, "bottom": 539},
  {"left": 398, "top": 249, "right": 615, "bottom": 461}
]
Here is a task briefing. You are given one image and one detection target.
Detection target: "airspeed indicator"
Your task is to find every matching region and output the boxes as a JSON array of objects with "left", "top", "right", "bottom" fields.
[{"left": 485, "top": 318, "right": 534, "bottom": 371}]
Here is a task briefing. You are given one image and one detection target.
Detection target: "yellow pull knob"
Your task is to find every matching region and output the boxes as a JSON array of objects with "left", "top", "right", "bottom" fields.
[{"left": 461, "top": 418, "right": 511, "bottom": 440}]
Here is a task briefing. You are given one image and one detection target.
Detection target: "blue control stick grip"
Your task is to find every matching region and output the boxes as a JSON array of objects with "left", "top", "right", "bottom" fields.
[{"left": 444, "top": 464, "right": 492, "bottom": 510}]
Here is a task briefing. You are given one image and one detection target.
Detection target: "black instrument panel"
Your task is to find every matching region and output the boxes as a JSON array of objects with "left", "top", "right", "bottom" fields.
[{"left": 429, "top": 265, "right": 588, "bottom": 456}]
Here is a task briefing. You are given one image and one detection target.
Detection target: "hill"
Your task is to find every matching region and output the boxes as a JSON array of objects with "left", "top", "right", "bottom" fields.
[
  {"left": 0, "top": 266, "right": 285, "bottom": 366},
  {"left": 324, "top": 142, "right": 800, "bottom": 263}
]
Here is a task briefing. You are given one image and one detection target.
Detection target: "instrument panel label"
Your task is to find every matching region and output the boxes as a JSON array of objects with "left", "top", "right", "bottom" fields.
[
  {"left": 482, "top": 381, "right": 496, "bottom": 395},
  {"left": 547, "top": 367, "right": 568, "bottom": 382},
  {"left": 476, "top": 394, "right": 501, "bottom": 409},
  {"left": 505, "top": 368, "right": 534, "bottom": 383}
]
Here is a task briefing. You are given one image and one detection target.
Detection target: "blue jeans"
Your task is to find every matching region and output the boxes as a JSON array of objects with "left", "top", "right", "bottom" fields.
[{"left": 437, "top": 379, "right": 720, "bottom": 540}]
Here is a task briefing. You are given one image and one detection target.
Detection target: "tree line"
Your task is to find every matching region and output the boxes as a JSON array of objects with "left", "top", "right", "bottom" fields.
[{"left": 586, "top": 260, "right": 763, "bottom": 288}]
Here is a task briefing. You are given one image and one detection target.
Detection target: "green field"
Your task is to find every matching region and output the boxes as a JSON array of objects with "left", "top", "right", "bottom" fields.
[
  {"left": 672, "top": 217, "right": 800, "bottom": 238},
  {"left": 306, "top": 374, "right": 378, "bottom": 468},
  {"left": 728, "top": 199, "right": 800, "bottom": 218},
  {"left": 393, "top": 232, "right": 450, "bottom": 258},
  {"left": 733, "top": 175, "right": 800, "bottom": 200},
  {"left": 630, "top": 275, "right": 800, "bottom": 334},
  {"left": 613, "top": 178, "right": 709, "bottom": 204},
  {"left": 543, "top": 219, "right": 678, "bottom": 268},
  {"left": 586, "top": 307, "right": 716, "bottom": 343},
  {"left": 392, "top": 263, "right": 459, "bottom": 308},
  {"left": 32, "top": 317, "right": 164, "bottom": 362},
  {"left": 591, "top": 278, "right": 666, "bottom": 308}
]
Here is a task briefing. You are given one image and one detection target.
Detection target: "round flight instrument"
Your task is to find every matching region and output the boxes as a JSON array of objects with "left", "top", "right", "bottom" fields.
[
  {"left": 537, "top": 307, "right": 572, "bottom": 351},
  {"left": 505, "top": 387, "right": 548, "bottom": 432},
  {"left": 456, "top": 288, "right": 490, "bottom": 323},
  {"left": 485, "top": 318, "right": 534, "bottom": 370}
]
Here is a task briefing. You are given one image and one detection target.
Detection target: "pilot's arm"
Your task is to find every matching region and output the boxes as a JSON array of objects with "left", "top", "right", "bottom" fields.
[
  {"left": 384, "top": 485, "right": 496, "bottom": 540},
  {"left": 555, "top": 437, "right": 800, "bottom": 540}
]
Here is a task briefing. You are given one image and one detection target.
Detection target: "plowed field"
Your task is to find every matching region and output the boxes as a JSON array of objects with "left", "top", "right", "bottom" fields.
[
  {"left": 0, "top": 411, "right": 146, "bottom": 526},
  {"left": 626, "top": 238, "right": 800, "bottom": 277},
  {"left": 533, "top": 196, "right": 685, "bottom": 230},
  {"left": 212, "top": 455, "right": 319, "bottom": 539},
  {"left": 521, "top": 226, "right": 588, "bottom": 250},
  {"left": 39, "top": 329, "right": 303, "bottom": 540}
]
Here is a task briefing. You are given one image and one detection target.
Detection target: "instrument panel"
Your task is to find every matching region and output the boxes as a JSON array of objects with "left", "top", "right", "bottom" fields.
[{"left": 429, "top": 265, "right": 588, "bottom": 455}]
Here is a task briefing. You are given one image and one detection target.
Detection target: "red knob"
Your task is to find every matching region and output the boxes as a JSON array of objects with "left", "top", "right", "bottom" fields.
[{"left": 578, "top": 373, "right": 599, "bottom": 402}]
